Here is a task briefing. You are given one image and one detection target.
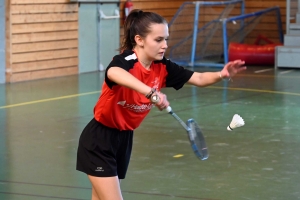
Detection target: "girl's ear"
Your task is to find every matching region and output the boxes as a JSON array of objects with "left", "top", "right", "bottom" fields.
[{"left": 134, "top": 35, "right": 144, "bottom": 47}]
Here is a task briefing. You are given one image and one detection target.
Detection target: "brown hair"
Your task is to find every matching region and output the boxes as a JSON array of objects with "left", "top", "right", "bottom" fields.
[{"left": 120, "top": 9, "right": 167, "bottom": 51}]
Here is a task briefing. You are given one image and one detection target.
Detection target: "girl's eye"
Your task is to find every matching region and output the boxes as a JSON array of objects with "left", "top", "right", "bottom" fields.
[{"left": 156, "top": 38, "right": 168, "bottom": 42}]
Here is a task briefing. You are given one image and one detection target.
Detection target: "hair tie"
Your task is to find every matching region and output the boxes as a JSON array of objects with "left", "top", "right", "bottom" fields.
[{"left": 138, "top": 10, "right": 143, "bottom": 17}]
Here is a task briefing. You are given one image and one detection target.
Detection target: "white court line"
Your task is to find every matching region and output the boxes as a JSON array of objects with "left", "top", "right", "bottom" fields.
[
  {"left": 279, "top": 70, "right": 295, "bottom": 75},
  {"left": 254, "top": 68, "right": 273, "bottom": 73}
]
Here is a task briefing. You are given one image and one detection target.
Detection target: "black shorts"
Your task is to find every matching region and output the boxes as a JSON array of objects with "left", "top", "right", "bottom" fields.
[{"left": 76, "top": 118, "right": 133, "bottom": 179}]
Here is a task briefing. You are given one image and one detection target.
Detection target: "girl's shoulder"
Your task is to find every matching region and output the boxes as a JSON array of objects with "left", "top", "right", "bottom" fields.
[{"left": 119, "top": 50, "right": 136, "bottom": 60}]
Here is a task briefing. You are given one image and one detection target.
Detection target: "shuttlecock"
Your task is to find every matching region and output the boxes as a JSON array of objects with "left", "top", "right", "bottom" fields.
[{"left": 227, "top": 114, "right": 245, "bottom": 131}]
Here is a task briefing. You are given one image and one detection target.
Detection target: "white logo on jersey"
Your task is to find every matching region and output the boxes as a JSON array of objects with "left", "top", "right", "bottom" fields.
[
  {"left": 117, "top": 101, "right": 126, "bottom": 106},
  {"left": 117, "top": 100, "right": 153, "bottom": 112},
  {"left": 151, "top": 77, "right": 160, "bottom": 89},
  {"left": 125, "top": 53, "right": 137, "bottom": 61}
]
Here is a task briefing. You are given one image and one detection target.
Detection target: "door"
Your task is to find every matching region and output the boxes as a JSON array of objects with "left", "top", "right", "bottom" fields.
[
  {"left": 98, "top": 3, "right": 120, "bottom": 71},
  {"left": 78, "top": 3, "right": 99, "bottom": 73},
  {"left": 78, "top": 1, "right": 120, "bottom": 73}
]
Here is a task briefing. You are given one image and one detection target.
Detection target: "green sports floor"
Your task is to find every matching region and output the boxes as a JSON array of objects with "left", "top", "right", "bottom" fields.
[{"left": 0, "top": 66, "right": 299, "bottom": 200}]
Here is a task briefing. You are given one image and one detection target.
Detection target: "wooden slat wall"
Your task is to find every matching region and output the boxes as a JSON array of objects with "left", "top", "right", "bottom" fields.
[
  {"left": 5, "top": 0, "right": 287, "bottom": 82},
  {"left": 6, "top": 0, "right": 78, "bottom": 83},
  {"left": 119, "top": 0, "right": 286, "bottom": 51},
  {"left": 119, "top": 0, "right": 187, "bottom": 39},
  {"left": 6, "top": 1, "right": 11, "bottom": 82},
  {"left": 245, "top": 0, "right": 286, "bottom": 44}
]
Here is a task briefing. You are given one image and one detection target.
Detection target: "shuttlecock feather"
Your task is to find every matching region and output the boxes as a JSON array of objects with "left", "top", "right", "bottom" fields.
[{"left": 227, "top": 114, "right": 245, "bottom": 131}]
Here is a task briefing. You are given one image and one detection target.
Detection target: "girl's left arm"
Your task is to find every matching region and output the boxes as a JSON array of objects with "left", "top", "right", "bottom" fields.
[{"left": 187, "top": 60, "right": 246, "bottom": 87}]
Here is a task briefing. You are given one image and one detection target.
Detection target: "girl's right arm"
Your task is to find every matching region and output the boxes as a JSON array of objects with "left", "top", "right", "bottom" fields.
[
  {"left": 107, "top": 66, "right": 151, "bottom": 95},
  {"left": 107, "top": 66, "right": 169, "bottom": 110}
]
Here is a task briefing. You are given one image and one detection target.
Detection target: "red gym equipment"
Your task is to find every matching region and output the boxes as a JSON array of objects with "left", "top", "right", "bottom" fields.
[{"left": 228, "top": 35, "right": 283, "bottom": 65}]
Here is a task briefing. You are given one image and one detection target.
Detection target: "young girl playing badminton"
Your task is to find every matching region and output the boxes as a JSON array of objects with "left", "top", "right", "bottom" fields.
[{"left": 76, "top": 9, "right": 246, "bottom": 200}]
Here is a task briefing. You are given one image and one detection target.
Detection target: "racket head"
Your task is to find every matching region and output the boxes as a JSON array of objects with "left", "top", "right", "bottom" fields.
[{"left": 186, "top": 119, "right": 208, "bottom": 160}]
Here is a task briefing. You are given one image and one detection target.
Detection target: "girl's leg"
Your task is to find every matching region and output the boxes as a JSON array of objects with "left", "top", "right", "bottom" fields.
[
  {"left": 91, "top": 186, "right": 99, "bottom": 200},
  {"left": 88, "top": 175, "right": 123, "bottom": 200}
]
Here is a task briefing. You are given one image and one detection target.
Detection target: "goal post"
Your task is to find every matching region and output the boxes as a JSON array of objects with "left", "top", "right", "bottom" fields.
[{"left": 167, "top": 1, "right": 283, "bottom": 68}]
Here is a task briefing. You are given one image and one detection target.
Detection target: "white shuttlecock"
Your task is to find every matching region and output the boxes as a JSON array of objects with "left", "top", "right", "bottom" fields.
[{"left": 227, "top": 114, "right": 245, "bottom": 131}]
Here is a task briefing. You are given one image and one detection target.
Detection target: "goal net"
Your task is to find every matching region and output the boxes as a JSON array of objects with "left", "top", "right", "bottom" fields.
[{"left": 167, "top": 1, "right": 283, "bottom": 67}]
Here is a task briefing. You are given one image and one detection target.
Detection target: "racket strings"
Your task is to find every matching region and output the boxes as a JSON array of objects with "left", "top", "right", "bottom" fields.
[{"left": 187, "top": 119, "right": 208, "bottom": 160}]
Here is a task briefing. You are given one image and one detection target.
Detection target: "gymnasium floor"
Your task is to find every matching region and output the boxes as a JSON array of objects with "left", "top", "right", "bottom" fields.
[{"left": 0, "top": 66, "right": 299, "bottom": 200}]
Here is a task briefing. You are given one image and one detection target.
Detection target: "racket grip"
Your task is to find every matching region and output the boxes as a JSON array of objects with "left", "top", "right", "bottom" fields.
[{"left": 165, "top": 106, "right": 172, "bottom": 113}]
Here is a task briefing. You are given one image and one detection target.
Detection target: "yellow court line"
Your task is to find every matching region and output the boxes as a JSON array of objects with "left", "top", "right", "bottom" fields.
[
  {"left": 0, "top": 91, "right": 100, "bottom": 109},
  {"left": 233, "top": 74, "right": 299, "bottom": 79},
  {"left": 0, "top": 86, "right": 299, "bottom": 110},
  {"left": 207, "top": 86, "right": 300, "bottom": 96},
  {"left": 186, "top": 84, "right": 300, "bottom": 96}
]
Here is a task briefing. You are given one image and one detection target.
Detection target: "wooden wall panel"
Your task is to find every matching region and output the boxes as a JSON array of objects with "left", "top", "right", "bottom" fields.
[
  {"left": 11, "top": 13, "right": 78, "bottom": 23},
  {"left": 5, "top": 0, "right": 287, "bottom": 82},
  {"left": 5, "top": 1, "right": 11, "bottom": 83},
  {"left": 8, "top": 67, "right": 78, "bottom": 83},
  {"left": 11, "top": 31, "right": 78, "bottom": 43},
  {"left": 6, "top": 0, "right": 78, "bottom": 83},
  {"left": 11, "top": 58, "right": 78, "bottom": 73},
  {"left": 12, "top": 40, "right": 78, "bottom": 53},
  {"left": 119, "top": 0, "right": 187, "bottom": 38},
  {"left": 11, "top": 4, "right": 78, "bottom": 14},
  {"left": 120, "top": 0, "right": 286, "bottom": 60},
  {"left": 235, "top": 1, "right": 285, "bottom": 35}
]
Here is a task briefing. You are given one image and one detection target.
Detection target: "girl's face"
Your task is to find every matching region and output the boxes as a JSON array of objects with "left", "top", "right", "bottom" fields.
[{"left": 143, "top": 23, "right": 169, "bottom": 61}]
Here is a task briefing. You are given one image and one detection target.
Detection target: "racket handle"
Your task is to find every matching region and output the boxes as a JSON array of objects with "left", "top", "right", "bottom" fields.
[{"left": 165, "top": 106, "right": 172, "bottom": 113}]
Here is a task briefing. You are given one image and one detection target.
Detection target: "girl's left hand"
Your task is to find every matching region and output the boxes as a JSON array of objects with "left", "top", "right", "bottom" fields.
[{"left": 220, "top": 60, "right": 246, "bottom": 79}]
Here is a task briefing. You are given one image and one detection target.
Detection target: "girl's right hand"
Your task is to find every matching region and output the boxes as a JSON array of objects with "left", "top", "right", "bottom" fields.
[{"left": 150, "top": 92, "right": 169, "bottom": 111}]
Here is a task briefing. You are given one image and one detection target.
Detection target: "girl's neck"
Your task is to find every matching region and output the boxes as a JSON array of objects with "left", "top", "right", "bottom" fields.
[
  {"left": 139, "top": 59, "right": 152, "bottom": 69},
  {"left": 133, "top": 48, "right": 152, "bottom": 70}
]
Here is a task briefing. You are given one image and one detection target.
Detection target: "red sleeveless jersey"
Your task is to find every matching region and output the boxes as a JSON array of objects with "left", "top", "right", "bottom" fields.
[{"left": 94, "top": 50, "right": 193, "bottom": 131}]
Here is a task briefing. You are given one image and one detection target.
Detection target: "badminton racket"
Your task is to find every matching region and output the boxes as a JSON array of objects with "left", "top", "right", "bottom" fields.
[{"left": 166, "top": 106, "right": 208, "bottom": 160}]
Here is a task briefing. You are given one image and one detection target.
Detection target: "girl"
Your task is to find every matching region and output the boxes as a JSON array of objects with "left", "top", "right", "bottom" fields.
[{"left": 76, "top": 9, "right": 246, "bottom": 200}]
